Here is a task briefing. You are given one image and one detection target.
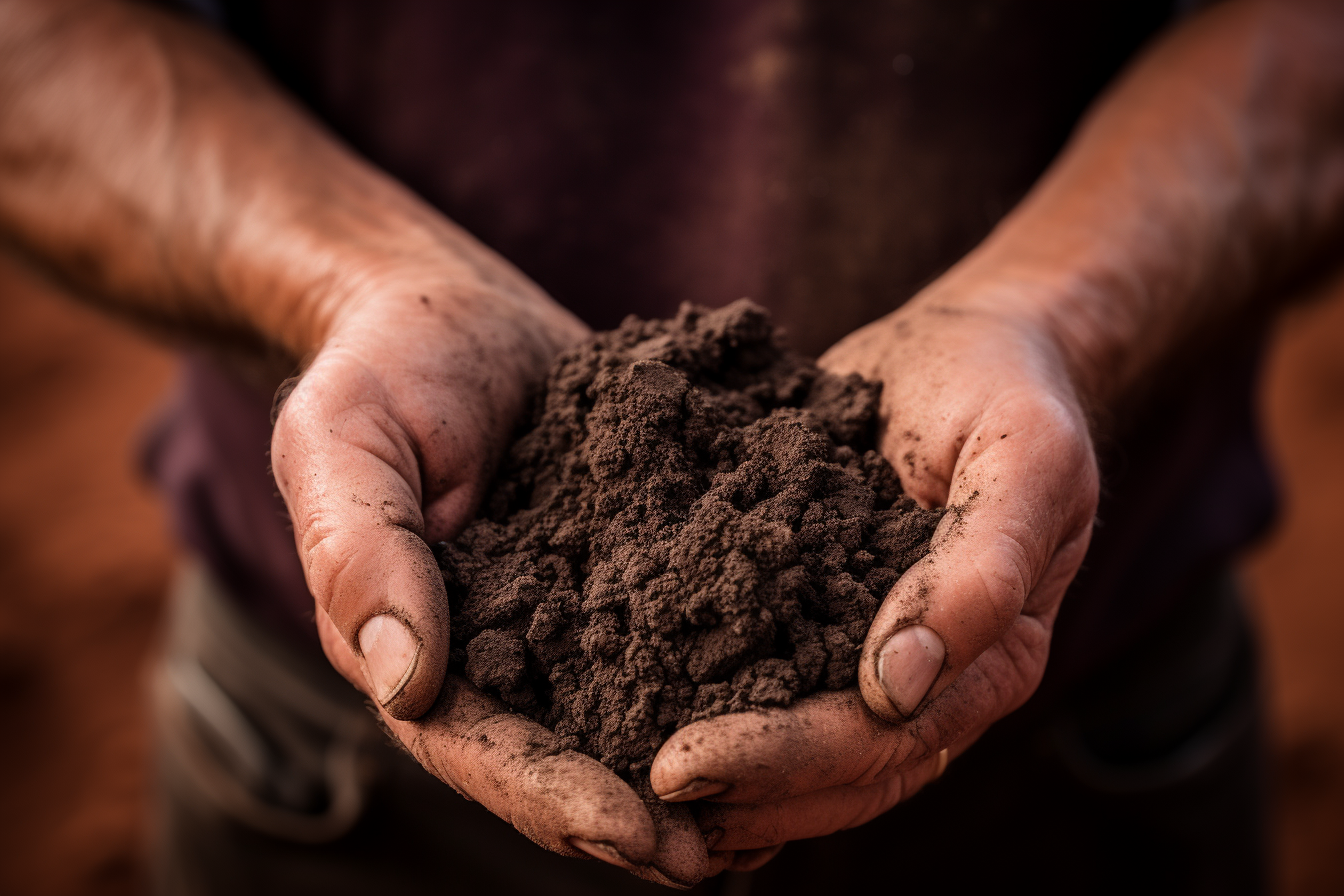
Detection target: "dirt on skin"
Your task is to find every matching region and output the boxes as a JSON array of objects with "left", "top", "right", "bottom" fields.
[{"left": 437, "top": 300, "right": 943, "bottom": 778}]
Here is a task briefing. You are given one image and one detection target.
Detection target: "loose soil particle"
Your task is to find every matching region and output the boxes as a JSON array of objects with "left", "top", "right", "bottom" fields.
[{"left": 439, "top": 300, "right": 943, "bottom": 778}]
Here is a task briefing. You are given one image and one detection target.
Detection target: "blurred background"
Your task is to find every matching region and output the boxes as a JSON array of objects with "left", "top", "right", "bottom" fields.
[{"left": 0, "top": 246, "right": 1340, "bottom": 895}]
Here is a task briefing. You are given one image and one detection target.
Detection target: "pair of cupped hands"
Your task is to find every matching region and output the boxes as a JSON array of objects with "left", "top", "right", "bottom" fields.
[{"left": 271, "top": 260, "right": 1099, "bottom": 887}]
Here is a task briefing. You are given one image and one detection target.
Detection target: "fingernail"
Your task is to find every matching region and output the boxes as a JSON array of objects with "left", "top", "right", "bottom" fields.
[
  {"left": 704, "top": 827, "right": 725, "bottom": 850},
  {"left": 658, "top": 777, "right": 727, "bottom": 802},
  {"left": 876, "top": 624, "right": 945, "bottom": 717},
  {"left": 358, "top": 614, "right": 421, "bottom": 705},
  {"left": 569, "top": 838, "right": 635, "bottom": 870},
  {"left": 643, "top": 867, "right": 691, "bottom": 890}
]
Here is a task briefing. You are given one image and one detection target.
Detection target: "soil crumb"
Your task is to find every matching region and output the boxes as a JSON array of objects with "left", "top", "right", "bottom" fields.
[{"left": 439, "top": 301, "right": 943, "bottom": 776}]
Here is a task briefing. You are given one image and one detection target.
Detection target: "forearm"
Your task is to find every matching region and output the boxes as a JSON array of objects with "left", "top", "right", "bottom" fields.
[
  {"left": 0, "top": 0, "right": 541, "bottom": 359},
  {"left": 944, "top": 0, "right": 1344, "bottom": 415}
]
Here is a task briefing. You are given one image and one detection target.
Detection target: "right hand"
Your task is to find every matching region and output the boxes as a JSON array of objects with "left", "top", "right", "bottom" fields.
[{"left": 271, "top": 279, "right": 710, "bottom": 887}]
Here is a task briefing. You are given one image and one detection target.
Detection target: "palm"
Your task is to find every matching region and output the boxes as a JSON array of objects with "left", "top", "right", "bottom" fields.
[
  {"left": 271, "top": 295, "right": 713, "bottom": 884},
  {"left": 650, "top": 295, "right": 1099, "bottom": 868}
]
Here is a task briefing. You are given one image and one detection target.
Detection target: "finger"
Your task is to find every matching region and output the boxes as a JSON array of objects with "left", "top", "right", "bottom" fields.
[
  {"left": 652, "top": 690, "right": 910, "bottom": 804},
  {"left": 696, "top": 747, "right": 947, "bottom": 852},
  {"left": 629, "top": 797, "right": 711, "bottom": 889},
  {"left": 859, "top": 389, "right": 1097, "bottom": 722},
  {"left": 712, "top": 845, "right": 785, "bottom": 873},
  {"left": 652, "top": 629, "right": 1020, "bottom": 805},
  {"left": 383, "top": 677, "right": 666, "bottom": 871},
  {"left": 272, "top": 358, "right": 452, "bottom": 721}
]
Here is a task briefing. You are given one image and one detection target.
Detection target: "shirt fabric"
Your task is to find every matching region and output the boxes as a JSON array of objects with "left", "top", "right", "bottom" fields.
[{"left": 143, "top": 0, "right": 1274, "bottom": 713}]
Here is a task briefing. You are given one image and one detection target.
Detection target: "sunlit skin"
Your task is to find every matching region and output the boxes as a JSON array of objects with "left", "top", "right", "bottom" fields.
[{"left": 2, "top": 0, "right": 1342, "bottom": 884}]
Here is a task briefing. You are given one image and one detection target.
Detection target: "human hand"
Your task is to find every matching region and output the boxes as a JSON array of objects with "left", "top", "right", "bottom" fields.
[
  {"left": 0, "top": 0, "right": 710, "bottom": 877},
  {"left": 649, "top": 276, "right": 1100, "bottom": 870},
  {"left": 272, "top": 280, "right": 710, "bottom": 886}
]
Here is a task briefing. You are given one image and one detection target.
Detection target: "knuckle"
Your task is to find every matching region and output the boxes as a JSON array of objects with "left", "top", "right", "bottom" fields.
[
  {"left": 298, "top": 508, "right": 430, "bottom": 613},
  {"left": 1000, "top": 621, "right": 1051, "bottom": 692},
  {"left": 857, "top": 730, "right": 923, "bottom": 785},
  {"left": 299, "top": 515, "right": 366, "bottom": 609},
  {"left": 409, "top": 730, "right": 465, "bottom": 796},
  {"left": 861, "top": 725, "right": 941, "bottom": 785},
  {"left": 845, "top": 779, "right": 902, "bottom": 829},
  {"left": 971, "top": 534, "right": 1033, "bottom": 624}
]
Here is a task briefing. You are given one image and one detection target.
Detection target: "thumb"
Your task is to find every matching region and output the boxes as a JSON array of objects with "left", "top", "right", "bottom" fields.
[
  {"left": 271, "top": 362, "right": 452, "bottom": 721},
  {"left": 859, "top": 394, "right": 1097, "bottom": 723}
]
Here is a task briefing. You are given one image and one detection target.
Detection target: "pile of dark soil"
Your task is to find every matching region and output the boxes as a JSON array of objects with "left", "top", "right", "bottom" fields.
[{"left": 438, "top": 301, "right": 942, "bottom": 777}]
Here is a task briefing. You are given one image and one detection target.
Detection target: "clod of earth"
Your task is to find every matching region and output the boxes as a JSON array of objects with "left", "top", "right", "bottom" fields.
[{"left": 438, "top": 300, "right": 943, "bottom": 780}]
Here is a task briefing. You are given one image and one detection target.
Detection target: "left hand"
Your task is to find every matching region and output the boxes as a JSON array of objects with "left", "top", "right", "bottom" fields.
[{"left": 648, "top": 277, "right": 1100, "bottom": 872}]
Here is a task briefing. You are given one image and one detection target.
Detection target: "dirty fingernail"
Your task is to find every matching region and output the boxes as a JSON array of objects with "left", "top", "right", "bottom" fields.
[
  {"left": 358, "top": 614, "right": 420, "bottom": 705},
  {"left": 876, "top": 624, "right": 945, "bottom": 717},
  {"left": 704, "top": 827, "right": 726, "bottom": 850},
  {"left": 570, "top": 838, "right": 635, "bottom": 870},
  {"left": 659, "top": 777, "right": 727, "bottom": 802},
  {"left": 643, "top": 867, "right": 692, "bottom": 890}
]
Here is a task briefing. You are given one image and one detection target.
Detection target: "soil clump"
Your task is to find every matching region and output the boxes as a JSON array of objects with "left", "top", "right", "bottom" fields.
[{"left": 438, "top": 300, "right": 943, "bottom": 778}]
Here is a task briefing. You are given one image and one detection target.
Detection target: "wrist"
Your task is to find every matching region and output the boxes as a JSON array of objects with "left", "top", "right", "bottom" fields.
[
  {"left": 217, "top": 201, "right": 472, "bottom": 361},
  {"left": 219, "top": 181, "right": 558, "bottom": 364},
  {"left": 280, "top": 226, "right": 589, "bottom": 398},
  {"left": 928, "top": 236, "right": 1165, "bottom": 428}
]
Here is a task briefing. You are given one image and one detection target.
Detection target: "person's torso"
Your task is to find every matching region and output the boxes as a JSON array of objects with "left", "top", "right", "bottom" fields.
[
  {"left": 151, "top": 0, "right": 1273, "bottom": 704},
  {"left": 217, "top": 0, "right": 1174, "bottom": 351}
]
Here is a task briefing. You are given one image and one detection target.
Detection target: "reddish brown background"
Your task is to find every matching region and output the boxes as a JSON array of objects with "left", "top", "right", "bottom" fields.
[{"left": 0, "top": 250, "right": 1340, "bottom": 895}]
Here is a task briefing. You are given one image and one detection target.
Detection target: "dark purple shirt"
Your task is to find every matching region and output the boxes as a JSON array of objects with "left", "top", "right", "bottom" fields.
[{"left": 145, "top": 1, "right": 1274, "bottom": 698}]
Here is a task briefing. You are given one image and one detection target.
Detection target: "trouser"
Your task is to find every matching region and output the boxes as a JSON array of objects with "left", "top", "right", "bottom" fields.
[{"left": 151, "top": 560, "right": 1268, "bottom": 895}]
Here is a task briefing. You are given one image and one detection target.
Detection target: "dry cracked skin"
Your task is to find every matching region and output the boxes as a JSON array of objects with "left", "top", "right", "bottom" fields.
[{"left": 437, "top": 300, "right": 943, "bottom": 779}]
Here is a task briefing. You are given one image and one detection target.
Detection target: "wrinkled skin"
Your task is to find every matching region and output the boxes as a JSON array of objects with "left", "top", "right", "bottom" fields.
[
  {"left": 277, "top": 248, "right": 1100, "bottom": 879},
  {"left": 3, "top": 0, "right": 1343, "bottom": 887},
  {"left": 650, "top": 280, "right": 1099, "bottom": 872},
  {"left": 272, "top": 288, "right": 713, "bottom": 886},
  {"left": 644, "top": 0, "right": 1344, "bottom": 870}
]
